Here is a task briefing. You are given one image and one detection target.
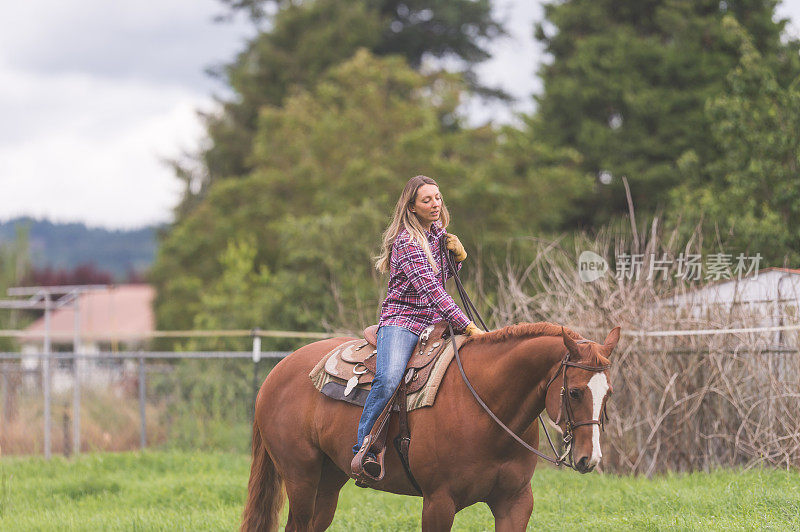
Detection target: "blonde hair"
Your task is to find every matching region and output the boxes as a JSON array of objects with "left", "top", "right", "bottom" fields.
[{"left": 374, "top": 175, "right": 451, "bottom": 274}]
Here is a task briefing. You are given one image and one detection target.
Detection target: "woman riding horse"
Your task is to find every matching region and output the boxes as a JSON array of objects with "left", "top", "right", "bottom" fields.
[
  {"left": 352, "top": 175, "right": 484, "bottom": 476},
  {"left": 241, "top": 176, "right": 620, "bottom": 531}
]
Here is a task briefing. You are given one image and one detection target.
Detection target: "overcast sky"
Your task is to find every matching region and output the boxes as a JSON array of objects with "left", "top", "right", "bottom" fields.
[{"left": 1, "top": 1, "right": 798, "bottom": 230}]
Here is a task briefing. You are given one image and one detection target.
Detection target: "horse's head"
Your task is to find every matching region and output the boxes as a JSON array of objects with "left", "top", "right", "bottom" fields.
[{"left": 544, "top": 326, "right": 620, "bottom": 473}]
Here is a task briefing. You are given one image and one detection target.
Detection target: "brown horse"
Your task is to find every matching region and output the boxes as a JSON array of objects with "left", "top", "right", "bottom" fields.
[{"left": 242, "top": 322, "right": 620, "bottom": 531}]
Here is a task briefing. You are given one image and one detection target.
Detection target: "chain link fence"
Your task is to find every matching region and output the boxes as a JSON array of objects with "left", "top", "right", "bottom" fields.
[
  {"left": 0, "top": 350, "right": 289, "bottom": 457},
  {"left": 3, "top": 334, "right": 799, "bottom": 472}
]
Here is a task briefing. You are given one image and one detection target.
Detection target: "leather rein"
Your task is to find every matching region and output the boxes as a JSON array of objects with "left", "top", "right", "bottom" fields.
[
  {"left": 439, "top": 238, "right": 611, "bottom": 469},
  {"left": 542, "top": 350, "right": 611, "bottom": 466}
]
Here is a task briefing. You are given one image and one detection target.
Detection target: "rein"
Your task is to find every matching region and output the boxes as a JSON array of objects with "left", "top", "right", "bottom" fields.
[
  {"left": 438, "top": 237, "right": 610, "bottom": 469},
  {"left": 544, "top": 349, "right": 611, "bottom": 465}
]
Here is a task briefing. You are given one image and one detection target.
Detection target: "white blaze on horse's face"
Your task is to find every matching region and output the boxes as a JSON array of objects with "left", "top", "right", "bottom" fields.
[{"left": 587, "top": 372, "right": 609, "bottom": 467}]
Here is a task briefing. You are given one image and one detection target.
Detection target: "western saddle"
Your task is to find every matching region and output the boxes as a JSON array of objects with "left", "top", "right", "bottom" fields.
[
  {"left": 344, "top": 321, "right": 453, "bottom": 490},
  {"left": 324, "top": 322, "right": 450, "bottom": 402}
]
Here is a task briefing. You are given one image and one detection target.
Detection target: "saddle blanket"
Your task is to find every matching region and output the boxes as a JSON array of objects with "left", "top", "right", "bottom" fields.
[{"left": 309, "top": 335, "right": 463, "bottom": 411}]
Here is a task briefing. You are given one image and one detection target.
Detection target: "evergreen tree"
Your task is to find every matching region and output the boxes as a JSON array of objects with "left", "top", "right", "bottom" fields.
[
  {"left": 531, "top": 0, "right": 800, "bottom": 226},
  {"left": 673, "top": 16, "right": 800, "bottom": 265}
]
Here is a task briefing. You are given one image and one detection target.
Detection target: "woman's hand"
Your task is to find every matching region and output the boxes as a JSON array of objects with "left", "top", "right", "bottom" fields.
[
  {"left": 446, "top": 233, "right": 467, "bottom": 262},
  {"left": 464, "top": 322, "right": 485, "bottom": 337}
]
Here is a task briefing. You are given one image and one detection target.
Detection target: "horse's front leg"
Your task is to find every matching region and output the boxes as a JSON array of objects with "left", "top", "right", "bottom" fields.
[
  {"left": 487, "top": 484, "right": 534, "bottom": 532},
  {"left": 421, "top": 491, "right": 456, "bottom": 531}
]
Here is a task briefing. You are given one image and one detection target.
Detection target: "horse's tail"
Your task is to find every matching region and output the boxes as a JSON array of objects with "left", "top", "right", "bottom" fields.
[{"left": 241, "top": 421, "right": 284, "bottom": 532}]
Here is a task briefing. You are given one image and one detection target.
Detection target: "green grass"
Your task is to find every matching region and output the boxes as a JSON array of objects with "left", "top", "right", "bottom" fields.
[{"left": 0, "top": 451, "right": 798, "bottom": 530}]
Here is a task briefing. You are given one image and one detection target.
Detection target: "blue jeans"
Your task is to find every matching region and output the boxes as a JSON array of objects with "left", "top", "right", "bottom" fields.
[{"left": 353, "top": 325, "right": 419, "bottom": 454}]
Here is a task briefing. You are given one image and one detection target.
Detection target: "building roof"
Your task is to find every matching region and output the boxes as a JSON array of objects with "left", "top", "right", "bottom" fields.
[
  {"left": 660, "top": 267, "right": 800, "bottom": 307},
  {"left": 759, "top": 267, "right": 800, "bottom": 275},
  {"left": 23, "top": 284, "right": 155, "bottom": 343}
]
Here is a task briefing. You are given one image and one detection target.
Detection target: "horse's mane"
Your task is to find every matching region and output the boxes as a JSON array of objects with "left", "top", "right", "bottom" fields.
[
  {"left": 464, "top": 321, "right": 585, "bottom": 344},
  {"left": 463, "top": 321, "right": 609, "bottom": 365}
]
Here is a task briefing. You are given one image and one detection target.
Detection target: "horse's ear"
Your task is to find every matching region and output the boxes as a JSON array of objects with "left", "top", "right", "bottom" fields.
[
  {"left": 562, "top": 327, "right": 579, "bottom": 355},
  {"left": 601, "top": 326, "right": 621, "bottom": 357}
]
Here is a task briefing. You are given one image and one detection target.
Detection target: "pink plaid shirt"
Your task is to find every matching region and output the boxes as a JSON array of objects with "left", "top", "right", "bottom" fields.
[{"left": 378, "top": 222, "right": 471, "bottom": 335}]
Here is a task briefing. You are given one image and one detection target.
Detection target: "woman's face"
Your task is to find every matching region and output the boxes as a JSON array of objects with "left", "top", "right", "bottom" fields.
[{"left": 409, "top": 184, "right": 442, "bottom": 227}]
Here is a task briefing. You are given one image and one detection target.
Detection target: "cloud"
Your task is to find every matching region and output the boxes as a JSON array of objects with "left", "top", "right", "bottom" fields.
[
  {"left": 0, "top": 0, "right": 254, "bottom": 89},
  {"left": 0, "top": 0, "right": 254, "bottom": 229},
  {"left": 0, "top": 69, "right": 211, "bottom": 228},
  {"left": 2, "top": 0, "right": 798, "bottom": 229},
  {"left": 458, "top": 0, "right": 544, "bottom": 126},
  {"left": 776, "top": 1, "right": 800, "bottom": 40}
]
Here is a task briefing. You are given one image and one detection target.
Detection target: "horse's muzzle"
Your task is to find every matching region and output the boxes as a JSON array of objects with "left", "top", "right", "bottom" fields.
[{"left": 575, "top": 456, "right": 595, "bottom": 474}]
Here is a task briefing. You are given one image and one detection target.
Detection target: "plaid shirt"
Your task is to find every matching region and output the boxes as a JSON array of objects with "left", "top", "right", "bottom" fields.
[{"left": 378, "top": 221, "right": 471, "bottom": 335}]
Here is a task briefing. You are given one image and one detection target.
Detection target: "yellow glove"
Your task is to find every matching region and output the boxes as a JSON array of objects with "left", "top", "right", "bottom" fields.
[
  {"left": 446, "top": 233, "right": 467, "bottom": 262},
  {"left": 464, "top": 322, "right": 485, "bottom": 337}
]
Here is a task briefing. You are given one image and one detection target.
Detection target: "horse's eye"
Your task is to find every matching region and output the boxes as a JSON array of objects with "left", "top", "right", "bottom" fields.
[{"left": 569, "top": 388, "right": 582, "bottom": 400}]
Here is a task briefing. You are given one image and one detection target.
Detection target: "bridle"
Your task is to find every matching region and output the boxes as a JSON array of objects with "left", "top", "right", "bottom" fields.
[
  {"left": 542, "top": 342, "right": 611, "bottom": 467},
  {"left": 438, "top": 238, "right": 612, "bottom": 469}
]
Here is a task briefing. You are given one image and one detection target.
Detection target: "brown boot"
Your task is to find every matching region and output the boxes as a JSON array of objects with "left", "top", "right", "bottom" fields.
[{"left": 351, "top": 436, "right": 384, "bottom": 482}]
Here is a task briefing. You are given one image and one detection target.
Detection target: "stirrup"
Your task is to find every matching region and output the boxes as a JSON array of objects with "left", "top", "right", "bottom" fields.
[
  {"left": 353, "top": 452, "right": 380, "bottom": 488},
  {"left": 362, "top": 453, "right": 381, "bottom": 478},
  {"left": 350, "top": 437, "right": 371, "bottom": 479},
  {"left": 351, "top": 436, "right": 385, "bottom": 484}
]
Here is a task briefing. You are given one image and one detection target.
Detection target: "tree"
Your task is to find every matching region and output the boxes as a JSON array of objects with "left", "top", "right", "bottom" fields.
[
  {"left": 24, "top": 264, "right": 114, "bottom": 286},
  {"left": 0, "top": 227, "right": 31, "bottom": 350},
  {"left": 530, "top": 0, "right": 800, "bottom": 226},
  {"left": 673, "top": 16, "right": 800, "bottom": 265},
  {"left": 173, "top": 0, "right": 506, "bottom": 220},
  {"left": 217, "top": 0, "right": 504, "bottom": 71},
  {"left": 153, "top": 50, "right": 471, "bottom": 333},
  {"left": 152, "top": 48, "right": 588, "bottom": 335}
]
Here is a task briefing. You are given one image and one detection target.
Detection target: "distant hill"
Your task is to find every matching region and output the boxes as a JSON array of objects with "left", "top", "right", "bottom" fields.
[{"left": 0, "top": 217, "right": 160, "bottom": 280}]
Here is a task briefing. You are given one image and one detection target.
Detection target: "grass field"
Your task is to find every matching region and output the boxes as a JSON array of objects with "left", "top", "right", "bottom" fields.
[{"left": 1, "top": 451, "right": 798, "bottom": 531}]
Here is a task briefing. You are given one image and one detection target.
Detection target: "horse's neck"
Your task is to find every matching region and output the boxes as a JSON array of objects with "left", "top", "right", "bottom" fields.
[{"left": 462, "top": 335, "right": 565, "bottom": 434}]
